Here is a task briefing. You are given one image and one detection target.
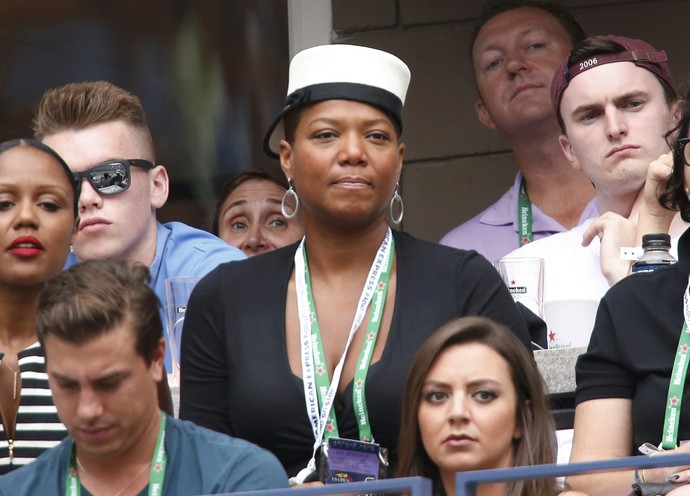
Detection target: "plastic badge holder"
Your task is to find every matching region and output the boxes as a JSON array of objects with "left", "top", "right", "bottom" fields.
[{"left": 320, "top": 437, "right": 389, "bottom": 484}]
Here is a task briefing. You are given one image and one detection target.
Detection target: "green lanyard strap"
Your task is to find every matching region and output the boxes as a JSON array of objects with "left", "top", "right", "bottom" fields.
[
  {"left": 661, "top": 281, "right": 690, "bottom": 449},
  {"left": 518, "top": 177, "right": 533, "bottom": 247},
  {"left": 66, "top": 411, "right": 167, "bottom": 496},
  {"left": 303, "top": 237, "right": 394, "bottom": 443}
]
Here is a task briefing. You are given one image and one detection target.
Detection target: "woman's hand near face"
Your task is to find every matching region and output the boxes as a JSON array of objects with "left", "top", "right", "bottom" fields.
[
  {"left": 582, "top": 153, "right": 677, "bottom": 287},
  {"left": 635, "top": 152, "right": 676, "bottom": 242}
]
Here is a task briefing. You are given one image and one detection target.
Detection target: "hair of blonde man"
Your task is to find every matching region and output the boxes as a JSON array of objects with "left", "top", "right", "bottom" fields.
[{"left": 32, "top": 80, "right": 155, "bottom": 159}]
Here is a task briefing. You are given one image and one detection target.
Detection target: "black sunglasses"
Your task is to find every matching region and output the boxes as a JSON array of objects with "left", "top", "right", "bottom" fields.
[{"left": 73, "top": 159, "right": 154, "bottom": 196}]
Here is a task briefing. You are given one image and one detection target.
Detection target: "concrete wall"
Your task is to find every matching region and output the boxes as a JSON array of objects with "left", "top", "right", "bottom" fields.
[{"left": 325, "top": 0, "right": 690, "bottom": 242}]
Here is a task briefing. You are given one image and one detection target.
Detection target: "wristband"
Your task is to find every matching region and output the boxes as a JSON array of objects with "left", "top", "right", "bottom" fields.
[{"left": 621, "top": 246, "right": 644, "bottom": 261}]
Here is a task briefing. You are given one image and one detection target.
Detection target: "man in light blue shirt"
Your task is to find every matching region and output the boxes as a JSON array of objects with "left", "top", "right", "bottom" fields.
[{"left": 32, "top": 81, "right": 245, "bottom": 371}]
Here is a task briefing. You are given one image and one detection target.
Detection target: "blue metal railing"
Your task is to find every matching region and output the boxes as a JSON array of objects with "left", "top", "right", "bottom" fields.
[
  {"left": 456, "top": 452, "right": 690, "bottom": 495},
  {"left": 210, "top": 453, "right": 690, "bottom": 496},
  {"left": 223, "top": 475, "right": 433, "bottom": 496}
]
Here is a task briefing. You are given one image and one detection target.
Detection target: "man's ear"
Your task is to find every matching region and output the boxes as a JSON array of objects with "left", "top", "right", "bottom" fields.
[
  {"left": 559, "top": 134, "right": 582, "bottom": 170},
  {"left": 150, "top": 337, "right": 166, "bottom": 382},
  {"left": 150, "top": 165, "right": 169, "bottom": 210},
  {"left": 475, "top": 99, "right": 497, "bottom": 130}
]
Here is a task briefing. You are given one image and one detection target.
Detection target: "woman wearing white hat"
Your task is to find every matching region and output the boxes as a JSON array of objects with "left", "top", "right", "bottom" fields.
[{"left": 179, "top": 43, "right": 531, "bottom": 483}]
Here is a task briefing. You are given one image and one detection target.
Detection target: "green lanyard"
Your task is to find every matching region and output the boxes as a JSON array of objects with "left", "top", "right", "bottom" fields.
[
  {"left": 66, "top": 411, "right": 167, "bottom": 496},
  {"left": 518, "top": 177, "right": 533, "bottom": 247},
  {"left": 661, "top": 281, "right": 690, "bottom": 449},
  {"left": 302, "top": 235, "right": 394, "bottom": 443}
]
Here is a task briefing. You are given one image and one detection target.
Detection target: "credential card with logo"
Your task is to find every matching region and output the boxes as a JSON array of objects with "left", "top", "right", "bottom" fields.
[{"left": 321, "top": 437, "right": 383, "bottom": 484}]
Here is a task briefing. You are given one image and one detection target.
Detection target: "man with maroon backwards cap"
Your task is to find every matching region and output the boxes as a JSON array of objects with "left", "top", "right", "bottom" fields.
[
  {"left": 505, "top": 35, "right": 684, "bottom": 485},
  {"left": 506, "top": 34, "right": 682, "bottom": 310},
  {"left": 557, "top": 38, "right": 690, "bottom": 496}
]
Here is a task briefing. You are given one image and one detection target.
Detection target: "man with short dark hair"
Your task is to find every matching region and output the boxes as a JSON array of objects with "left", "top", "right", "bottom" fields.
[
  {"left": 503, "top": 34, "right": 683, "bottom": 474},
  {"left": 548, "top": 36, "right": 680, "bottom": 495},
  {"left": 0, "top": 259, "right": 288, "bottom": 495},
  {"left": 440, "top": 0, "right": 597, "bottom": 262},
  {"left": 507, "top": 35, "right": 682, "bottom": 304}
]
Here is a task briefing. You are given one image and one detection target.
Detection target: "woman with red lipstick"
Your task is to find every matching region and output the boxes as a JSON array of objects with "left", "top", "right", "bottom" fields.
[
  {"left": 397, "top": 316, "right": 556, "bottom": 496},
  {"left": 0, "top": 138, "right": 79, "bottom": 474},
  {"left": 179, "top": 44, "right": 531, "bottom": 482}
]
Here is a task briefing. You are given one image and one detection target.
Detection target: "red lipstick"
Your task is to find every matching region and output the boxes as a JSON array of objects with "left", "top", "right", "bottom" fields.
[{"left": 9, "top": 236, "right": 44, "bottom": 257}]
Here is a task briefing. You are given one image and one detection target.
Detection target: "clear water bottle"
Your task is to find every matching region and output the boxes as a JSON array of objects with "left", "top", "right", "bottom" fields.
[{"left": 631, "top": 233, "right": 677, "bottom": 273}]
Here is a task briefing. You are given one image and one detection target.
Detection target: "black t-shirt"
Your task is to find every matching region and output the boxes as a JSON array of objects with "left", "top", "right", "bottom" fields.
[{"left": 576, "top": 228, "right": 690, "bottom": 450}]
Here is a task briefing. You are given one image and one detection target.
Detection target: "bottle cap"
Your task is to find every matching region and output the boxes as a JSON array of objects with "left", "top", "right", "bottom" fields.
[{"left": 641, "top": 233, "right": 671, "bottom": 248}]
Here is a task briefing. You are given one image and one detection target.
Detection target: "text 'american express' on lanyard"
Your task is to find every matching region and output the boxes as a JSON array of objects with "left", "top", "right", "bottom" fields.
[
  {"left": 292, "top": 228, "right": 394, "bottom": 483},
  {"left": 66, "top": 410, "right": 167, "bottom": 496},
  {"left": 660, "top": 276, "right": 690, "bottom": 449},
  {"left": 518, "top": 177, "right": 533, "bottom": 247}
]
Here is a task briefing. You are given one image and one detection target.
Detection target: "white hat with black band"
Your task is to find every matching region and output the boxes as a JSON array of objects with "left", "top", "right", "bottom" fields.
[{"left": 263, "top": 43, "right": 411, "bottom": 158}]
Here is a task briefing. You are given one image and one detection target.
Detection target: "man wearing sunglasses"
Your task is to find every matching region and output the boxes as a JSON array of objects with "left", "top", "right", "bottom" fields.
[{"left": 32, "top": 81, "right": 246, "bottom": 372}]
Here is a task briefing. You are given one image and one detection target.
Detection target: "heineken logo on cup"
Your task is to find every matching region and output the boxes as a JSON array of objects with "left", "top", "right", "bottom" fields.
[{"left": 494, "top": 257, "right": 544, "bottom": 321}]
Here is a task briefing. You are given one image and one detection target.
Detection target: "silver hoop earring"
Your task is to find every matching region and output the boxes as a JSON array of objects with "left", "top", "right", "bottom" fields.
[
  {"left": 281, "top": 179, "right": 300, "bottom": 219},
  {"left": 389, "top": 183, "right": 404, "bottom": 225}
]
